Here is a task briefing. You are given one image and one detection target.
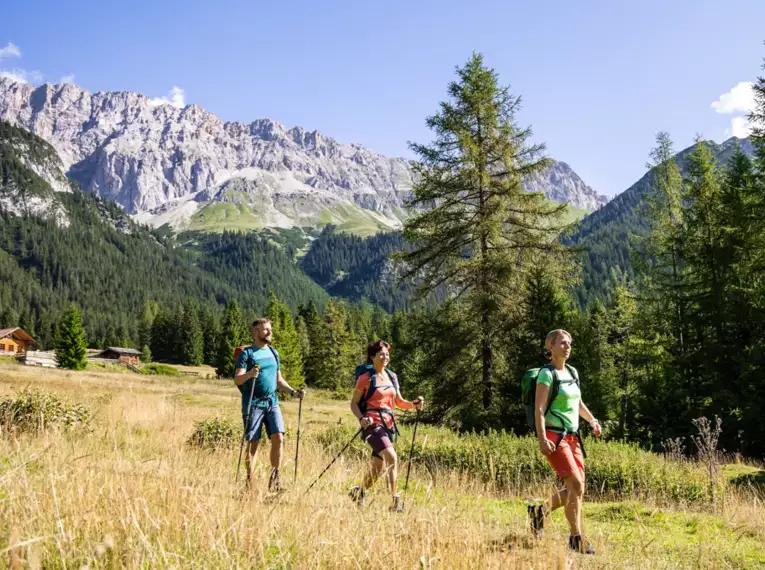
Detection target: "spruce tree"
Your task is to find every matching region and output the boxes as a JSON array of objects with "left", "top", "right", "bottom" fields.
[
  {"left": 399, "top": 53, "right": 570, "bottom": 427},
  {"left": 267, "top": 292, "right": 305, "bottom": 388},
  {"left": 180, "top": 299, "right": 204, "bottom": 366},
  {"left": 141, "top": 344, "right": 152, "bottom": 364},
  {"left": 150, "top": 307, "right": 172, "bottom": 362},
  {"left": 55, "top": 304, "right": 87, "bottom": 370},
  {"left": 313, "top": 299, "right": 356, "bottom": 390},
  {"left": 215, "top": 300, "right": 248, "bottom": 378},
  {"left": 200, "top": 306, "right": 220, "bottom": 367},
  {"left": 299, "top": 301, "right": 323, "bottom": 385}
]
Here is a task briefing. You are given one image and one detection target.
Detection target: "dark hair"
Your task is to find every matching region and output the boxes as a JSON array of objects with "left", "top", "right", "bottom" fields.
[
  {"left": 366, "top": 340, "right": 391, "bottom": 362},
  {"left": 251, "top": 318, "right": 271, "bottom": 328}
]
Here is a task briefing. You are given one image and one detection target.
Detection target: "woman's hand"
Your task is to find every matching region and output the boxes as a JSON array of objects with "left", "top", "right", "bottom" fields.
[
  {"left": 590, "top": 418, "right": 602, "bottom": 437},
  {"left": 539, "top": 437, "right": 556, "bottom": 456},
  {"left": 359, "top": 417, "right": 374, "bottom": 429},
  {"left": 413, "top": 397, "right": 424, "bottom": 411}
]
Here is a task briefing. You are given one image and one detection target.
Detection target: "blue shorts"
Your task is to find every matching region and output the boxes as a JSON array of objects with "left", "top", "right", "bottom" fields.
[{"left": 242, "top": 405, "right": 284, "bottom": 441}]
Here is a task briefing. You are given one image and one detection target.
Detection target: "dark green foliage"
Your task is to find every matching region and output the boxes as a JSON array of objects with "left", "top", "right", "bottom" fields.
[
  {"left": 180, "top": 300, "right": 204, "bottom": 366},
  {"left": 55, "top": 304, "right": 87, "bottom": 370},
  {"left": 215, "top": 300, "right": 249, "bottom": 378},
  {"left": 267, "top": 292, "right": 304, "bottom": 388},
  {"left": 301, "top": 226, "right": 421, "bottom": 311}
]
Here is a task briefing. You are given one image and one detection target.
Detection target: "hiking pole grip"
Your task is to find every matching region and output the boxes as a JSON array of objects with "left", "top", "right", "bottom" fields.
[
  {"left": 294, "top": 397, "right": 303, "bottom": 484},
  {"left": 235, "top": 368, "right": 259, "bottom": 483},
  {"left": 303, "top": 428, "right": 363, "bottom": 496},
  {"left": 403, "top": 410, "right": 420, "bottom": 496}
]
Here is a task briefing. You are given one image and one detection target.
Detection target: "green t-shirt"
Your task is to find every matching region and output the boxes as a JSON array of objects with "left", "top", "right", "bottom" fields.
[{"left": 537, "top": 366, "right": 581, "bottom": 433}]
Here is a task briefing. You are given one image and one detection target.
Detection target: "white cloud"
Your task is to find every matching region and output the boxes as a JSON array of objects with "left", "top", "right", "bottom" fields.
[
  {"left": 149, "top": 86, "right": 185, "bottom": 109},
  {"left": 59, "top": 74, "right": 75, "bottom": 84},
  {"left": 0, "top": 68, "right": 43, "bottom": 84},
  {"left": 711, "top": 81, "right": 755, "bottom": 114},
  {"left": 0, "top": 42, "right": 21, "bottom": 61},
  {"left": 731, "top": 116, "right": 752, "bottom": 139}
]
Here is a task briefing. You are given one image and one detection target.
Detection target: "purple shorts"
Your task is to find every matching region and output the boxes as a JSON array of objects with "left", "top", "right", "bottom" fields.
[{"left": 363, "top": 424, "right": 393, "bottom": 458}]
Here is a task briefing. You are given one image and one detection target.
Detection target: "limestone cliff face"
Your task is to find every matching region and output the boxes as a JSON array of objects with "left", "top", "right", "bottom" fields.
[{"left": 0, "top": 78, "right": 606, "bottom": 231}]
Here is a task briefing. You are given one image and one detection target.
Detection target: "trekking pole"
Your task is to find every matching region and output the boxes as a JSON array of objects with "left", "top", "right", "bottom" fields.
[
  {"left": 293, "top": 397, "right": 303, "bottom": 484},
  {"left": 235, "top": 366, "right": 259, "bottom": 484},
  {"left": 303, "top": 428, "right": 362, "bottom": 496},
  {"left": 403, "top": 408, "right": 421, "bottom": 503}
]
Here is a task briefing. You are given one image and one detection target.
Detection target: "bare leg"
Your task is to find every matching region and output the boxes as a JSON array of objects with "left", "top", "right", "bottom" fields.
[
  {"left": 379, "top": 447, "right": 399, "bottom": 496},
  {"left": 362, "top": 457, "right": 384, "bottom": 490},
  {"left": 269, "top": 433, "right": 283, "bottom": 469},
  {"left": 245, "top": 440, "right": 261, "bottom": 483},
  {"left": 545, "top": 488, "right": 569, "bottom": 513},
  {"left": 562, "top": 475, "right": 584, "bottom": 536}
]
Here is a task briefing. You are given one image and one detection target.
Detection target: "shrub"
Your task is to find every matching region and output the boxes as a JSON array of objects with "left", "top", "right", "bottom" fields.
[
  {"left": 142, "top": 364, "right": 180, "bottom": 376},
  {"left": 187, "top": 417, "right": 238, "bottom": 450},
  {"left": 0, "top": 389, "right": 91, "bottom": 434},
  {"left": 315, "top": 425, "right": 711, "bottom": 502}
]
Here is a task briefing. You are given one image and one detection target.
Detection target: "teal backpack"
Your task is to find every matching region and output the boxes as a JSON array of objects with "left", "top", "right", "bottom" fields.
[{"left": 521, "top": 364, "right": 579, "bottom": 434}]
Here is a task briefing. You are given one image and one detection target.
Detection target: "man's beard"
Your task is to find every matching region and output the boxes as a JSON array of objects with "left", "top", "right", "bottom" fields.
[{"left": 260, "top": 333, "right": 272, "bottom": 344}]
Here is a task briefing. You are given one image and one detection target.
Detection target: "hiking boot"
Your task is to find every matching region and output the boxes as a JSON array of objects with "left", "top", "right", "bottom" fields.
[
  {"left": 527, "top": 504, "right": 545, "bottom": 537},
  {"left": 268, "top": 468, "right": 281, "bottom": 493},
  {"left": 348, "top": 485, "right": 367, "bottom": 507},
  {"left": 569, "top": 535, "right": 595, "bottom": 555},
  {"left": 390, "top": 494, "right": 404, "bottom": 513}
]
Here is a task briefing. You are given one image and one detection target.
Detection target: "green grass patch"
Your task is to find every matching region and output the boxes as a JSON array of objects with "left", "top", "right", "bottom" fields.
[
  {"left": 724, "top": 463, "right": 765, "bottom": 488},
  {"left": 141, "top": 363, "right": 181, "bottom": 376},
  {"left": 316, "top": 425, "right": 710, "bottom": 502},
  {"left": 86, "top": 361, "right": 126, "bottom": 372}
]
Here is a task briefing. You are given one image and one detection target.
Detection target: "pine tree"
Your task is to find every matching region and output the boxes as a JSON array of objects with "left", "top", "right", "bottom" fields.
[
  {"left": 215, "top": 300, "right": 248, "bottom": 378},
  {"left": 267, "top": 292, "right": 305, "bottom": 389},
  {"left": 200, "top": 306, "right": 220, "bottom": 367},
  {"left": 180, "top": 299, "right": 204, "bottom": 366},
  {"left": 150, "top": 307, "right": 172, "bottom": 362},
  {"left": 399, "top": 53, "right": 571, "bottom": 427},
  {"left": 141, "top": 344, "right": 152, "bottom": 364},
  {"left": 312, "top": 299, "right": 357, "bottom": 390},
  {"left": 138, "top": 301, "right": 157, "bottom": 353},
  {"left": 55, "top": 304, "right": 87, "bottom": 370},
  {"left": 299, "top": 301, "right": 323, "bottom": 385}
]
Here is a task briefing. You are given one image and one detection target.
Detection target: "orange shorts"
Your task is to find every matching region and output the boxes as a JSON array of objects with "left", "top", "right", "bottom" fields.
[{"left": 545, "top": 429, "right": 584, "bottom": 479}]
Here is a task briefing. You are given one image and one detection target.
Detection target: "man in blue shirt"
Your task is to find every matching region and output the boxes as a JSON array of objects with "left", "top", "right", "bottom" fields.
[{"left": 234, "top": 318, "right": 305, "bottom": 491}]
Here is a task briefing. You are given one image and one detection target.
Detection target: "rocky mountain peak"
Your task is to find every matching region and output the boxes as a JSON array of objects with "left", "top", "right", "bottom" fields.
[{"left": 0, "top": 77, "right": 607, "bottom": 232}]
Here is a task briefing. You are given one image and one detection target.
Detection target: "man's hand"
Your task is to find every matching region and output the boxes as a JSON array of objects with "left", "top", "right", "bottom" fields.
[
  {"left": 359, "top": 417, "right": 373, "bottom": 429},
  {"left": 413, "top": 397, "right": 425, "bottom": 411},
  {"left": 539, "top": 437, "right": 556, "bottom": 456},
  {"left": 290, "top": 388, "right": 306, "bottom": 400},
  {"left": 249, "top": 365, "right": 260, "bottom": 380},
  {"left": 590, "top": 418, "right": 602, "bottom": 437}
]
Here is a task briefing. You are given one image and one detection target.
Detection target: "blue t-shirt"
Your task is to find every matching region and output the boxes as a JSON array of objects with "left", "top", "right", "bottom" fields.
[{"left": 236, "top": 345, "right": 280, "bottom": 411}]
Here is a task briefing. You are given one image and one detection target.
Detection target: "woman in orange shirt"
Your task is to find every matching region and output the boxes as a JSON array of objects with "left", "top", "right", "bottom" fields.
[{"left": 349, "top": 340, "right": 424, "bottom": 512}]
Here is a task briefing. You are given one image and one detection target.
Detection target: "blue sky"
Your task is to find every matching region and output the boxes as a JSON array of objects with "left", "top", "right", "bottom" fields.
[{"left": 2, "top": 0, "right": 764, "bottom": 196}]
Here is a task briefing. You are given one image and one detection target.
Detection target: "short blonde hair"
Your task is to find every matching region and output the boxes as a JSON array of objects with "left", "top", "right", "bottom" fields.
[{"left": 544, "top": 329, "right": 572, "bottom": 359}]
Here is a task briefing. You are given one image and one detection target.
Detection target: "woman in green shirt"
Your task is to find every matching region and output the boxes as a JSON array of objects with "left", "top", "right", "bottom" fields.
[{"left": 529, "top": 329, "right": 602, "bottom": 555}]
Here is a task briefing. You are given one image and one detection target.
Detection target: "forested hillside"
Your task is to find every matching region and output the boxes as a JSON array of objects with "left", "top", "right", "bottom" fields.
[{"left": 0, "top": 121, "right": 328, "bottom": 348}]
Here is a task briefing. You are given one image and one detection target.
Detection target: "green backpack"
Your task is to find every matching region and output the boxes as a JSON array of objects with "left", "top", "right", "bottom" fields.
[{"left": 521, "top": 364, "right": 579, "bottom": 434}]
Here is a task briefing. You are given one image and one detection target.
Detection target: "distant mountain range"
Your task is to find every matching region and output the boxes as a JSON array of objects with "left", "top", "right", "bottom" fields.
[{"left": 0, "top": 78, "right": 607, "bottom": 235}]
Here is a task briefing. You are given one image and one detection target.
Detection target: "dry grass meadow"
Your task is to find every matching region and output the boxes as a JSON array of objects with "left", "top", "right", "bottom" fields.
[{"left": 1, "top": 360, "right": 764, "bottom": 569}]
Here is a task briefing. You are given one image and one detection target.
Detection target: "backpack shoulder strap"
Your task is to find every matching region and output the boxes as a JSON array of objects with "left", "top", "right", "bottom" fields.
[
  {"left": 387, "top": 368, "right": 400, "bottom": 395},
  {"left": 267, "top": 345, "right": 280, "bottom": 368},
  {"left": 565, "top": 363, "right": 580, "bottom": 386},
  {"left": 545, "top": 364, "right": 562, "bottom": 416},
  {"left": 363, "top": 369, "right": 378, "bottom": 406}
]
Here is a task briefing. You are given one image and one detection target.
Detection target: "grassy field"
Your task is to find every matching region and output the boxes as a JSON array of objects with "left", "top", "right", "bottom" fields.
[{"left": 1, "top": 361, "right": 764, "bottom": 569}]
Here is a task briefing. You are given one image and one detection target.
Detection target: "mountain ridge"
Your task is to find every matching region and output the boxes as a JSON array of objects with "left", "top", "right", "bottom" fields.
[{"left": 0, "top": 78, "right": 607, "bottom": 234}]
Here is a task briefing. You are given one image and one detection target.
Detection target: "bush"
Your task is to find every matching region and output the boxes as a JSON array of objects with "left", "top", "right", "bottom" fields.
[
  {"left": 0, "top": 389, "right": 91, "bottom": 434},
  {"left": 315, "top": 425, "right": 711, "bottom": 502},
  {"left": 142, "top": 364, "right": 180, "bottom": 376},
  {"left": 187, "top": 417, "right": 238, "bottom": 450}
]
